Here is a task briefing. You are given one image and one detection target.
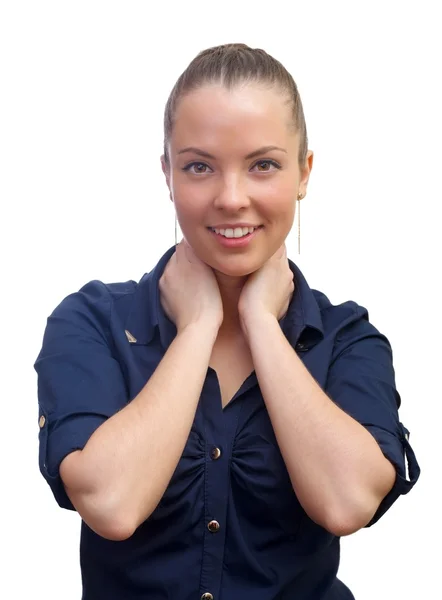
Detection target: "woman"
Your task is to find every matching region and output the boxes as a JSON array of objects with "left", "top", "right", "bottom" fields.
[{"left": 35, "top": 43, "right": 420, "bottom": 599}]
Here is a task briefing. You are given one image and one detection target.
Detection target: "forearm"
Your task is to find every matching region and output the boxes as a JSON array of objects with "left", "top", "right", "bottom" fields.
[
  {"left": 243, "top": 314, "right": 396, "bottom": 536},
  {"left": 61, "top": 322, "right": 218, "bottom": 539}
]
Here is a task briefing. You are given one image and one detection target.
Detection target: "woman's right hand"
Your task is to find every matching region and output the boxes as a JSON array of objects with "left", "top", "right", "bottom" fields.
[{"left": 159, "top": 240, "right": 223, "bottom": 333}]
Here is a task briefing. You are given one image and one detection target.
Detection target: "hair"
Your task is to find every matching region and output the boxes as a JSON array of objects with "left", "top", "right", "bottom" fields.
[{"left": 163, "top": 43, "right": 308, "bottom": 168}]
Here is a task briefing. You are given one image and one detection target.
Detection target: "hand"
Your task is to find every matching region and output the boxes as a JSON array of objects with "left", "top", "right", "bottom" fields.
[
  {"left": 238, "top": 244, "right": 294, "bottom": 329},
  {"left": 159, "top": 240, "right": 223, "bottom": 333}
]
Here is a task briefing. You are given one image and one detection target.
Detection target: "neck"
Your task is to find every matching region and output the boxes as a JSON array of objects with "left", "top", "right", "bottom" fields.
[{"left": 214, "top": 270, "right": 248, "bottom": 337}]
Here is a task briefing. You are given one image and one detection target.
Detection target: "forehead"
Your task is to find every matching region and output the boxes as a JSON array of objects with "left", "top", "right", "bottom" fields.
[{"left": 171, "top": 84, "right": 296, "bottom": 150}]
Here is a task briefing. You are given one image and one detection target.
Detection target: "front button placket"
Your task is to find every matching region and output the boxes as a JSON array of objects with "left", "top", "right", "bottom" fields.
[{"left": 199, "top": 369, "right": 244, "bottom": 598}]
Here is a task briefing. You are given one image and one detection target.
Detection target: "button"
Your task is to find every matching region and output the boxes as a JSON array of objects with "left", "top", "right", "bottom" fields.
[
  {"left": 210, "top": 447, "right": 221, "bottom": 460},
  {"left": 296, "top": 341, "right": 310, "bottom": 352},
  {"left": 201, "top": 594, "right": 213, "bottom": 600},
  {"left": 39, "top": 415, "right": 46, "bottom": 428},
  {"left": 207, "top": 520, "right": 220, "bottom": 533}
]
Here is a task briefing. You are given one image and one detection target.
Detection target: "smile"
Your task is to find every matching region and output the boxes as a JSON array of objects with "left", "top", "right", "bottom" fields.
[
  {"left": 207, "top": 225, "right": 263, "bottom": 248},
  {"left": 209, "top": 226, "right": 262, "bottom": 239}
]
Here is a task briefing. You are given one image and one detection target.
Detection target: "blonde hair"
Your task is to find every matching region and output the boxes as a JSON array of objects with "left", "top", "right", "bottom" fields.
[{"left": 163, "top": 43, "right": 308, "bottom": 167}]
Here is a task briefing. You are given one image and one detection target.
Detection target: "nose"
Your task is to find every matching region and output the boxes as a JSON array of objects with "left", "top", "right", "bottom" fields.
[{"left": 213, "top": 175, "right": 250, "bottom": 211}]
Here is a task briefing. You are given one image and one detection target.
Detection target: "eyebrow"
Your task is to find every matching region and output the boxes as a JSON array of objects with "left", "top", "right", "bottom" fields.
[{"left": 177, "top": 145, "right": 287, "bottom": 160}]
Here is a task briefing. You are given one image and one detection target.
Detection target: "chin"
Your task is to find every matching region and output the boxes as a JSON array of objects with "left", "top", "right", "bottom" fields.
[
  {"left": 210, "top": 255, "right": 265, "bottom": 278},
  {"left": 214, "top": 266, "right": 256, "bottom": 278},
  {"left": 188, "top": 236, "right": 275, "bottom": 276}
]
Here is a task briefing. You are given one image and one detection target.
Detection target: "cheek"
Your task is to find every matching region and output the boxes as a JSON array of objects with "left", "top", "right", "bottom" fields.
[
  {"left": 172, "top": 185, "right": 204, "bottom": 219},
  {"left": 256, "top": 179, "right": 296, "bottom": 217},
  {"left": 254, "top": 168, "right": 296, "bottom": 196},
  {"left": 171, "top": 173, "right": 209, "bottom": 212},
  {"left": 174, "top": 200, "right": 203, "bottom": 229}
]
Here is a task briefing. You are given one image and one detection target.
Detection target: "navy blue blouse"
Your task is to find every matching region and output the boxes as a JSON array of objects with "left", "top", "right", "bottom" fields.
[{"left": 35, "top": 245, "right": 419, "bottom": 600}]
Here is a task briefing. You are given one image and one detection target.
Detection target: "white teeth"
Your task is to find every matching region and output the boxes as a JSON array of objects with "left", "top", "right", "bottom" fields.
[{"left": 212, "top": 226, "right": 258, "bottom": 238}]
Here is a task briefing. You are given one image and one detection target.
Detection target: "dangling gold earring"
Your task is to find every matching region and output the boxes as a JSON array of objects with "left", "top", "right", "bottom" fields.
[{"left": 297, "top": 192, "right": 303, "bottom": 255}]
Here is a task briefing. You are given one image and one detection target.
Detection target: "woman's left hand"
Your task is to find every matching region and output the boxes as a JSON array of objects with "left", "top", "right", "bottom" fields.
[{"left": 238, "top": 244, "right": 295, "bottom": 330}]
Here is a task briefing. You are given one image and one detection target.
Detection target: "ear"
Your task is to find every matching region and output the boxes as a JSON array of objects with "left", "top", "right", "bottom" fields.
[
  {"left": 299, "top": 150, "right": 314, "bottom": 198},
  {"left": 160, "top": 155, "right": 173, "bottom": 201}
]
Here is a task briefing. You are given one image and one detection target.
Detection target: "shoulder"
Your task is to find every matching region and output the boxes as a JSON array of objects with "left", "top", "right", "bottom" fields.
[
  {"left": 313, "top": 289, "right": 367, "bottom": 322},
  {"left": 46, "top": 278, "right": 140, "bottom": 339},
  {"left": 312, "top": 289, "right": 387, "bottom": 348},
  {"left": 36, "top": 276, "right": 149, "bottom": 374},
  {"left": 288, "top": 259, "right": 378, "bottom": 348},
  {"left": 51, "top": 278, "right": 137, "bottom": 314},
  {"left": 79, "top": 279, "right": 137, "bottom": 303}
]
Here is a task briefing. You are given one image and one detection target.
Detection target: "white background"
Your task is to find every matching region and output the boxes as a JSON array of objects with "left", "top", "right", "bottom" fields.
[{"left": 1, "top": 1, "right": 440, "bottom": 598}]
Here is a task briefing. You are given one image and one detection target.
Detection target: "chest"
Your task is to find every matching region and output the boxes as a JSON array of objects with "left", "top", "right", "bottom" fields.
[{"left": 209, "top": 340, "right": 255, "bottom": 408}]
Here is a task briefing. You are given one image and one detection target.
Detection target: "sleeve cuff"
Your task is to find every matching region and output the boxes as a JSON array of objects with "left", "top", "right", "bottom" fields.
[
  {"left": 364, "top": 423, "right": 420, "bottom": 526},
  {"left": 38, "top": 409, "right": 108, "bottom": 510}
]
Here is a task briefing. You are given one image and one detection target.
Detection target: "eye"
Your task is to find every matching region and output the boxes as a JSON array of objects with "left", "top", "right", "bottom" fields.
[
  {"left": 182, "top": 162, "right": 213, "bottom": 174},
  {"left": 252, "top": 159, "right": 281, "bottom": 172}
]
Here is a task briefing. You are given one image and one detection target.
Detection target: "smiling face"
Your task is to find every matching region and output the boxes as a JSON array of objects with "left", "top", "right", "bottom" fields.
[{"left": 162, "top": 83, "right": 313, "bottom": 276}]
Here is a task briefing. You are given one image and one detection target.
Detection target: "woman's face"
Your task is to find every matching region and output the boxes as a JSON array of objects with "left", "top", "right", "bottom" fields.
[{"left": 162, "top": 83, "right": 313, "bottom": 276}]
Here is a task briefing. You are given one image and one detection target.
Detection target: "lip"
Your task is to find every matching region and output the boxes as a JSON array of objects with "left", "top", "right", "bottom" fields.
[
  {"left": 208, "top": 225, "right": 262, "bottom": 248},
  {"left": 208, "top": 223, "right": 262, "bottom": 229}
]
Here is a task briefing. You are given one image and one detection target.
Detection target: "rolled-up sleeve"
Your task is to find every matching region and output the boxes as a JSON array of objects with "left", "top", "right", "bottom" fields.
[
  {"left": 34, "top": 280, "right": 128, "bottom": 510},
  {"left": 325, "top": 312, "right": 420, "bottom": 526}
]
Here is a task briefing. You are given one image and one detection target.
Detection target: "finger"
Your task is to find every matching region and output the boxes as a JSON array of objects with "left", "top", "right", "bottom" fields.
[
  {"left": 174, "top": 239, "right": 187, "bottom": 263},
  {"left": 276, "top": 244, "right": 286, "bottom": 259},
  {"left": 182, "top": 240, "right": 198, "bottom": 264}
]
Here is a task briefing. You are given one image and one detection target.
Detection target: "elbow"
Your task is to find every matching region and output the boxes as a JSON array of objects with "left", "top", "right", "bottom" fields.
[
  {"left": 321, "top": 497, "right": 379, "bottom": 537},
  {"left": 323, "top": 513, "right": 366, "bottom": 537},
  {"left": 91, "top": 515, "right": 137, "bottom": 542},
  {"left": 60, "top": 451, "right": 140, "bottom": 541},
  {"left": 68, "top": 487, "right": 138, "bottom": 541},
  {"left": 326, "top": 463, "right": 396, "bottom": 536}
]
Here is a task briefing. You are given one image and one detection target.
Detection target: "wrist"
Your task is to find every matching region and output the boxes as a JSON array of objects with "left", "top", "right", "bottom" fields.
[
  {"left": 240, "top": 311, "right": 278, "bottom": 340},
  {"left": 178, "top": 319, "right": 220, "bottom": 341}
]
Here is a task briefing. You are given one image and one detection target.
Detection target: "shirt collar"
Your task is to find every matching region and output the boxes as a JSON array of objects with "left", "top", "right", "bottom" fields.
[
  {"left": 124, "top": 246, "right": 176, "bottom": 346},
  {"left": 281, "top": 259, "right": 324, "bottom": 349},
  {"left": 125, "top": 246, "right": 324, "bottom": 349}
]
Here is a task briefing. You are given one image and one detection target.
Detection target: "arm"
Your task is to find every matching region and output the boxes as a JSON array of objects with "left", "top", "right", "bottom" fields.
[
  {"left": 60, "top": 321, "right": 218, "bottom": 541},
  {"left": 242, "top": 313, "right": 396, "bottom": 537}
]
